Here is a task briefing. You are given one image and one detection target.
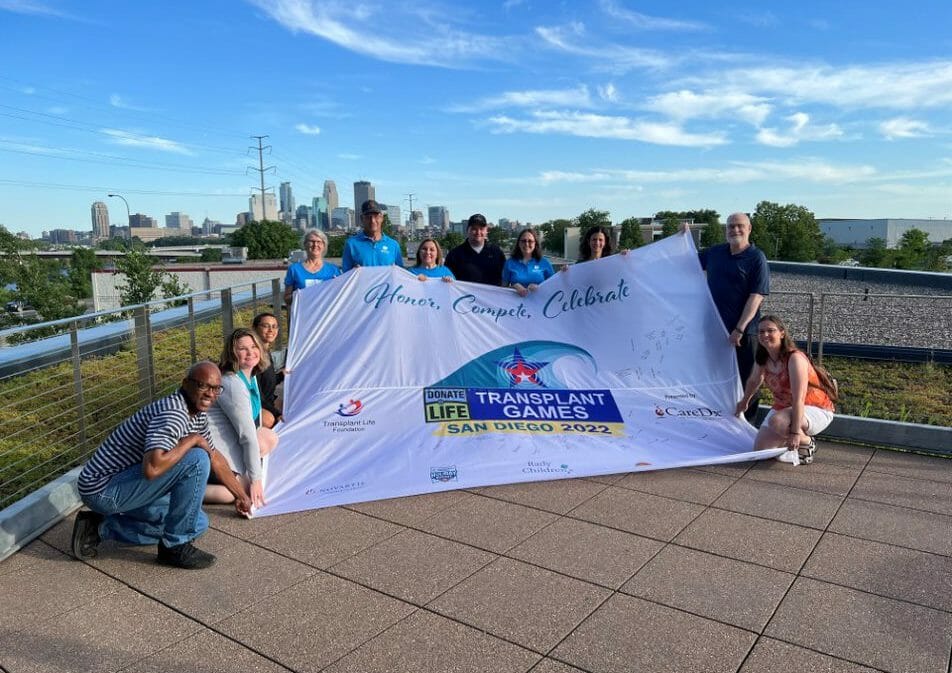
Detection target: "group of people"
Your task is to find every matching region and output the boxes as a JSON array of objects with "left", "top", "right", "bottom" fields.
[{"left": 71, "top": 205, "right": 836, "bottom": 569}]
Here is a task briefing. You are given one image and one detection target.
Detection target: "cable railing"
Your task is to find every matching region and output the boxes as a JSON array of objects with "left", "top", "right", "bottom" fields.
[{"left": 0, "top": 284, "right": 948, "bottom": 509}]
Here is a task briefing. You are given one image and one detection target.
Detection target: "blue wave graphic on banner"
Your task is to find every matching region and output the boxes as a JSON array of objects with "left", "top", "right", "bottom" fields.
[{"left": 433, "top": 340, "right": 596, "bottom": 388}]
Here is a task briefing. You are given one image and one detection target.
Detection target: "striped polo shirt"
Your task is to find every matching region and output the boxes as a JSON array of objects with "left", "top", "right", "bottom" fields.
[{"left": 77, "top": 390, "right": 213, "bottom": 496}]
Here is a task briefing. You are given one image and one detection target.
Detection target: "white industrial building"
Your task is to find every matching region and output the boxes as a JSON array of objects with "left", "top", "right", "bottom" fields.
[{"left": 819, "top": 219, "right": 952, "bottom": 248}]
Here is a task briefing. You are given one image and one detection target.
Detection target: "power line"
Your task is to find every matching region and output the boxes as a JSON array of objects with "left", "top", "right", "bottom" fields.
[
  {"left": 0, "top": 179, "right": 246, "bottom": 197},
  {"left": 249, "top": 135, "right": 275, "bottom": 217},
  {"left": 0, "top": 144, "right": 246, "bottom": 176}
]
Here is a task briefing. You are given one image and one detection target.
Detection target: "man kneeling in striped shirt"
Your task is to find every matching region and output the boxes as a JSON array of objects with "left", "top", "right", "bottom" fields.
[{"left": 72, "top": 361, "right": 251, "bottom": 569}]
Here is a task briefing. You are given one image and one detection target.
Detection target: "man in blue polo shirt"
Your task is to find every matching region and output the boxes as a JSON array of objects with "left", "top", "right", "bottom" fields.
[
  {"left": 699, "top": 212, "right": 770, "bottom": 422},
  {"left": 341, "top": 199, "right": 405, "bottom": 271}
]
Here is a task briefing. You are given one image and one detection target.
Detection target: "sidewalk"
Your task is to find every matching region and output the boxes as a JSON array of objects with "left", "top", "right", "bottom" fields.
[{"left": 2, "top": 441, "right": 951, "bottom": 673}]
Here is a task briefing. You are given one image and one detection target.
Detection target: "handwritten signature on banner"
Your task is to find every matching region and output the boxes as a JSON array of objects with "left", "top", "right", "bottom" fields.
[{"left": 362, "top": 277, "right": 632, "bottom": 322}]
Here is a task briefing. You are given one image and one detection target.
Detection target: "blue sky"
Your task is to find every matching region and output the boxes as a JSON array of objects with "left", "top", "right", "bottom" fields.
[{"left": 1, "top": 0, "right": 951, "bottom": 237}]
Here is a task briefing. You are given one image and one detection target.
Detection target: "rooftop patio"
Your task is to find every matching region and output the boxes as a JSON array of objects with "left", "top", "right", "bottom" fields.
[{"left": 2, "top": 441, "right": 951, "bottom": 673}]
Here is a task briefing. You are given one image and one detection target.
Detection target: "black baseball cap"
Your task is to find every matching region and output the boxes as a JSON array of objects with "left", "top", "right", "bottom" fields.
[{"left": 361, "top": 199, "right": 383, "bottom": 215}]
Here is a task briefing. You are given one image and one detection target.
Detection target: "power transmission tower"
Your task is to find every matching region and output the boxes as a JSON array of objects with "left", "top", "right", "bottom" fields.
[
  {"left": 248, "top": 135, "right": 275, "bottom": 220},
  {"left": 405, "top": 193, "right": 415, "bottom": 232}
]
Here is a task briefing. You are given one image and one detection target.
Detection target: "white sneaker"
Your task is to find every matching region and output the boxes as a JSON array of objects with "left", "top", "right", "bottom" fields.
[{"left": 777, "top": 450, "right": 800, "bottom": 466}]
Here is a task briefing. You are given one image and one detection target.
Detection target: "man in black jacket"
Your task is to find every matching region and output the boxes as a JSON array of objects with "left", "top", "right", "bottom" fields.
[{"left": 445, "top": 213, "right": 505, "bottom": 285}]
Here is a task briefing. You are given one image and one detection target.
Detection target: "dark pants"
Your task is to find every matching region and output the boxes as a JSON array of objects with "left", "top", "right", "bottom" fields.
[{"left": 736, "top": 333, "right": 760, "bottom": 423}]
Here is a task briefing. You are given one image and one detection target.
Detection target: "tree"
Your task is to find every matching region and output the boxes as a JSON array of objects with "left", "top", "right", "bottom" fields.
[
  {"left": 750, "top": 201, "right": 822, "bottom": 261},
  {"left": 0, "top": 225, "right": 83, "bottom": 321},
  {"left": 660, "top": 216, "right": 680, "bottom": 238},
  {"left": 114, "top": 248, "right": 168, "bottom": 305},
  {"left": 487, "top": 226, "right": 509, "bottom": 248},
  {"left": 539, "top": 218, "right": 573, "bottom": 255},
  {"left": 439, "top": 232, "right": 464, "bottom": 252},
  {"left": 860, "top": 237, "right": 891, "bottom": 267},
  {"left": 576, "top": 208, "right": 611, "bottom": 231},
  {"left": 895, "top": 228, "right": 930, "bottom": 269},
  {"left": 817, "top": 236, "right": 851, "bottom": 265},
  {"left": 200, "top": 248, "right": 222, "bottom": 262},
  {"left": 228, "top": 220, "right": 299, "bottom": 260},
  {"left": 617, "top": 217, "right": 645, "bottom": 250},
  {"left": 699, "top": 220, "right": 725, "bottom": 248},
  {"left": 326, "top": 235, "right": 346, "bottom": 259},
  {"left": 68, "top": 248, "right": 101, "bottom": 299}
]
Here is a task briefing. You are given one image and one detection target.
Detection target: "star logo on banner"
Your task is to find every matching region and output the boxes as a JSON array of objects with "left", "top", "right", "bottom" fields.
[{"left": 498, "top": 347, "right": 548, "bottom": 387}]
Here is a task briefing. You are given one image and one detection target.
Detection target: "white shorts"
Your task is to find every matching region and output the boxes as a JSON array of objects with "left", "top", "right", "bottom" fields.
[{"left": 764, "top": 406, "right": 834, "bottom": 436}]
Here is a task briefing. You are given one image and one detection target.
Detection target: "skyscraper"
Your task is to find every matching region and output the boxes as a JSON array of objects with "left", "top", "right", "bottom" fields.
[
  {"left": 382, "top": 204, "right": 401, "bottom": 231},
  {"left": 249, "top": 193, "right": 278, "bottom": 221},
  {"left": 428, "top": 206, "right": 449, "bottom": 232},
  {"left": 323, "top": 180, "right": 338, "bottom": 213},
  {"left": 279, "top": 182, "right": 295, "bottom": 219},
  {"left": 91, "top": 201, "right": 110, "bottom": 241},
  {"left": 353, "top": 180, "right": 374, "bottom": 215},
  {"left": 313, "top": 196, "right": 328, "bottom": 230},
  {"left": 165, "top": 212, "right": 193, "bottom": 230}
]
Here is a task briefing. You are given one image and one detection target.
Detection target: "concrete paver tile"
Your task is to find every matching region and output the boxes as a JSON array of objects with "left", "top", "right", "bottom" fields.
[
  {"left": 323, "top": 610, "right": 540, "bottom": 673},
  {"left": 829, "top": 499, "right": 952, "bottom": 557},
  {"left": 552, "top": 593, "right": 756, "bottom": 673},
  {"left": 508, "top": 517, "right": 663, "bottom": 589},
  {"left": 815, "top": 442, "right": 875, "bottom": 469},
  {"left": 429, "top": 557, "right": 610, "bottom": 653},
  {"left": 616, "top": 468, "right": 736, "bottom": 505},
  {"left": 417, "top": 493, "right": 558, "bottom": 554},
  {"left": 621, "top": 545, "right": 795, "bottom": 632},
  {"left": 216, "top": 571, "right": 416, "bottom": 673},
  {"left": 865, "top": 449, "right": 952, "bottom": 484},
  {"left": 693, "top": 460, "right": 756, "bottom": 477},
  {"left": 0, "top": 546, "right": 119, "bottom": 630},
  {"left": 0, "top": 585, "right": 201, "bottom": 673},
  {"left": 581, "top": 472, "right": 628, "bottom": 485},
  {"left": 252, "top": 506, "right": 404, "bottom": 569},
  {"left": 0, "top": 539, "right": 64, "bottom": 576},
  {"left": 331, "top": 528, "right": 495, "bottom": 604},
  {"left": 38, "top": 515, "right": 73, "bottom": 554},
  {"left": 207, "top": 503, "right": 306, "bottom": 540},
  {"left": 145, "top": 530, "right": 318, "bottom": 624},
  {"left": 746, "top": 458, "right": 862, "bottom": 496},
  {"left": 766, "top": 577, "right": 952, "bottom": 673},
  {"left": 345, "top": 490, "right": 469, "bottom": 525},
  {"left": 849, "top": 470, "right": 952, "bottom": 516},
  {"left": 569, "top": 486, "right": 704, "bottom": 542},
  {"left": 713, "top": 478, "right": 844, "bottom": 529},
  {"left": 803, "top": 532, "right": 952, "bottom": 612},
  {"left": 471, "top": 477, "right": 606, "bottom": 514},
  {"left": 123, "top": 630, "right": 291, "bottom": 673},
  {"left": 674, "top": 508, "right": 822, "bottom": 573},
  {"left": 739, "top": 637, "right": 880, "bottom": 672},
  {"left": 530, "top": 659, "right": 589, "bottom": 673}
]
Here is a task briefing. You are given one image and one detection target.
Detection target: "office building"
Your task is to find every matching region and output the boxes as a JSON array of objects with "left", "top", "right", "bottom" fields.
[
  {"left": 129, "top": 213, "right": 157, "bottom": 228},
  {"left": 382, "top": 204, "right": 401, "bottom": 231},
  {"left": 323, "top": 180, "right": 338, "bottom": 213},
  {"left": 279, "top": 182, "right": 295, "bottom": 220},
  {"left": 332, "top": 207, "right": 355, "bottom": 231},
  {"left": 410, "top": 210, "right": 424, "bottom": 231},
  {"left": 165, "top": 212, "right": 193, "bottom": 231},
  {"left": 91, "top": 201, "right": 110, "bottom": 241},
  {"left": 428, "top": 206, "right": 449, "bottom": 232},
  {"left": 249, "top": 193, "right": 278, "bottom": 222},
  {"left": 354, "top": 180, "right": 374, "bottom": 214},
  {"left": 313, "top": 197, "right": 328, "bottom": 230}
]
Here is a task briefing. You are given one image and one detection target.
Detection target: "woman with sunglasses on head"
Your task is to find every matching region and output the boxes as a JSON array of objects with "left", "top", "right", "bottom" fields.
[
  {"left": 503, "top": 228, "right": 554, "bottom": 297},
  {"left": 252, "top": 312, "right": 284, "bottom": 428},
  {"left": 408, "top": 238, "right": 454, "bottom": 282},
  {"left": 736, "top": 314, "right": 837, "bottom": 464},
  {"left": 205, "top": 328, "right": 279, "bottom": 509}
]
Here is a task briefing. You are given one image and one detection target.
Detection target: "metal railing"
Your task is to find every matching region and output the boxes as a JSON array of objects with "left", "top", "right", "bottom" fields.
[
  {"left": 0, "top": 284, "right": 948, "bottom": 509},
  {"left": 0, "top": 278, "right": 283, "bottom": 509}
]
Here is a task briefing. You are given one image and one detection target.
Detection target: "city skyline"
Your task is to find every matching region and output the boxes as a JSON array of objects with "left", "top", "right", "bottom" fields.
[{"left": 2, "top": 1, "right": 951, "bottom": 238}]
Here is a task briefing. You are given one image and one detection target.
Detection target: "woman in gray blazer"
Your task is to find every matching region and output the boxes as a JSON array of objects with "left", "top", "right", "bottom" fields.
[{"left": 204, "top": 328, "right": 279, "bottom": 509}]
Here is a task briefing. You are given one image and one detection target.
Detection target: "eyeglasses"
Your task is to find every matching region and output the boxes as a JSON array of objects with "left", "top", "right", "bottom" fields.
[{"left": 187, "top": 378, "right": 224, "bottom": 395}]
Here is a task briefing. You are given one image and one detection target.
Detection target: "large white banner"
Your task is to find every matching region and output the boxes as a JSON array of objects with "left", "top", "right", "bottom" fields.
[{"left": 256, "top": 232, "right": 779, "bottom": 517}]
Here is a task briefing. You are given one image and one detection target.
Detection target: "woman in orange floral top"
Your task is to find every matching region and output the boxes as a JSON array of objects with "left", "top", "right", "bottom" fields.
[{"left": 736, "top": 314, "right": 836, "bottom": 464}]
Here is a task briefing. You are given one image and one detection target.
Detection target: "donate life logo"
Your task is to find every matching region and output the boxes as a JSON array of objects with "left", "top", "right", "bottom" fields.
[
  {"left": 336, "top": 399, "right": 364, "bottom": 417},
  {"left": 423, "top": 340, "right": 624, "bottom": 437}
]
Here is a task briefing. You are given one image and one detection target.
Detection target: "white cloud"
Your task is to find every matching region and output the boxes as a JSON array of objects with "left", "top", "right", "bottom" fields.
[
  {"left": 420, "top": 155, "right": 437, "bottom": 165},
  {"left": 248, "top": 0, "right": 511, "bottom": 68},
  {"left": 879, "top": 117, "right": 931, "bottom": 140},
  {"left": 755, "top": 112, "right": 843, "bottom": 147},
  {"left": 449, "top": 85, "right": 592, "bottom": 112},
  {"left": 295, "top": 123, "right": 322, "bottom": 135},
  {"left": 22, "top": 86, "right": 36, "bottom": 95},
  {"left": 0, "top": 0, "right": 71, "bottom": 18},
  {"left": 597, "top": 0, "right": 708, "bottom": 32},
  {"left": 535, "top": 24, "right": 670, "bottom": 70},
  {"left": 46, "top": 106, "right": 68, "bottom": 115},
  {"left": 100, "top": 129, "right": 192, "bottom": 154},
  {"left": 109, "top": 93, "right": 150, "bottom": 111},
  {"left": 486, "top": 110, "right": 727, "bottom": 147},
  {"left": 598, "top": 83, "right": 619, "bottom": 102},
  {"left": 644, "top": 89, "right": 771, "bottom": 126}
]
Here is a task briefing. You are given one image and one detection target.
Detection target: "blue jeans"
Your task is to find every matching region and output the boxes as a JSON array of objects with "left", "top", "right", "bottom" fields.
[{"left": 81, "top": 447, "right": 210, "bottom": 548}]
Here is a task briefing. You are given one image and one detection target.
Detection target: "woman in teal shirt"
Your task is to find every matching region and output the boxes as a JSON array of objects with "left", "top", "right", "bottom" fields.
[
  {"left": 408, "top": 238, "right": 454, "bottom": 282},
  {"left": 503, "top": 228, "right": 554, "bottom": 296}
]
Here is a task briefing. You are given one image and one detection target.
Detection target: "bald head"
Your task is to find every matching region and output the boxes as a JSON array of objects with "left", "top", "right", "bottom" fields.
[{"left": 182, "top": 361, "right": 222, "bottom": 414}]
